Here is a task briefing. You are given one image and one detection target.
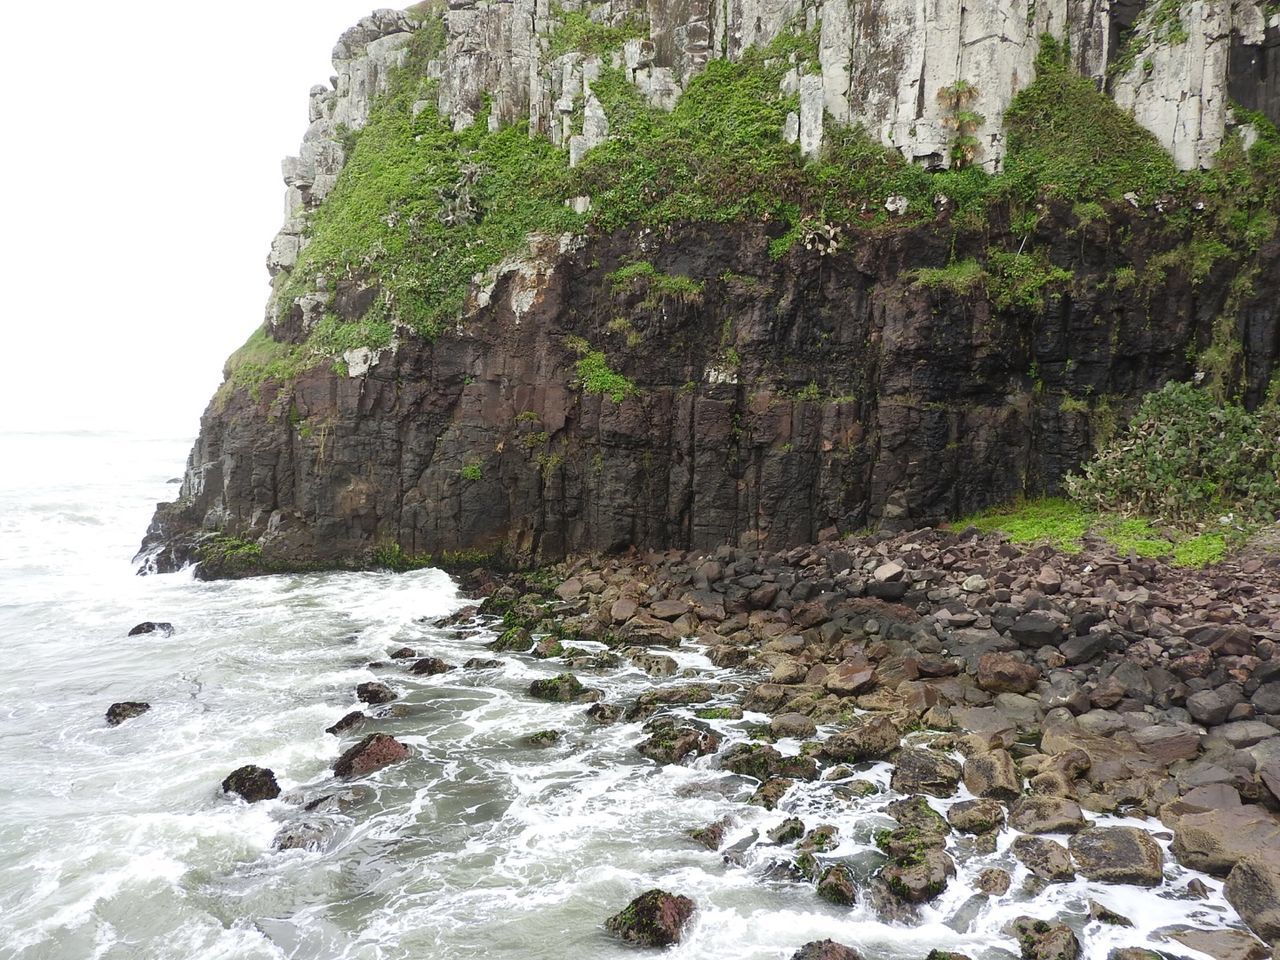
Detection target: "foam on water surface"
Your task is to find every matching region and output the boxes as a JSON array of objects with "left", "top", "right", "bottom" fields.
[{"left": 0, "top": 430, "right": 1259, "bottom": 960}]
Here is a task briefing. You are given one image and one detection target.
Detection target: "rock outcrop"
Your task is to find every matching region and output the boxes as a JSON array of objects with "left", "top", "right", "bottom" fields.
[{"left": 138, "top": 3, "right": 1280, "bottom": 574}]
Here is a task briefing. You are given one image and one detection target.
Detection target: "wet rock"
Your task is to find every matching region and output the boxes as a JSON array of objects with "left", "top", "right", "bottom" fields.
[
  {"left": 332, "top": 733, "right": 411, "bottom": 778},
  {"left": 408, "top": 656, "right": 451, "bottom": 675},
  {"left": 627, "top": 684, "right": 714, "bottom": 720},
  {"left": 976, "top": 653, "right": 1041, "bottom": 694},
  {"left": 221, "top": 765, "right": 280, "bottom": 803},
  {"left": 978, "top": 867, "right": 1012, "bottom": 895},
  {"left": 750, "top": 777, "right": 793, "bottom": 809},
  {"left": 771, "top": 712, "right": 818, "bottom": 739},
  {"left": 637, "top": 724, "right": 720, "bottom": 765},
  {"left": 1225, "top": 854, "right": 1280, "bottom": 943},
  {"left": 1088, "top": 900, "right": 1133, "bottom": 926},
  {"left": 1170, "top": 804, "right": 1280, "bottom": 876},
  {"left": 464, "top": 657, "right": 503, "bottom": 669},
  {"left": 356, "top": 681, "right": 397, "bottom": 705},
  {"left": 881, "top": 847, "right": 954, "bottom": 903},
  {"left": 791, "top": 941, "right": 862, "bottom": 960},
  {"left": 1107, "top": 950, "right": 1162, "bottom": 960},
  {"left": 817, "top": 864, "right": 858, "bottom": 905},
  {"left": 106, "top": 701, "right": 150, "bottom": 726},
  {"left": 821, "top": 715, "right": 901, "bottom": 762},
  {"left": 604, "top": 889, "right": 695, "bottom": 947},
  {"left": 629, "top": 651, "right": 679, "bottom": 677},
  {"left": 586, "top": 702, "right": 623, "bottom": 724},
  {"left": 526, "top": 729, "right": 561, "bottom": 747},
  {"left": 890, "top": 748, "right": 961, "bottom": 797},
  {"left": 528, "top": 673, "right": 598, "bottom": 703},
  {"left": 325, "top": 710, "right": 365, "bottom": 735},
  {"left": 962, "top": 749, "right": 1022, "bottom": 801},
  {"left": 947, "top": 799, "right": 1006, "bottom": 834},
  {"left": 1166, "top": 928, "right": 1271, "bottom": 960},
  {"left": 272, "top": 820, "right": 332, "bottom": 851},
  {"left": 1010, "top": 917, "right": 1080, "bottom": 960},
  {"left": 389, "top": 646, "right": 415, "bottom": 659},
  {"left": 1069, "top": 827, "right": 1164, "bottom": 886},
  {"left": 1008, "top": 795, "right": 1087, "bottom": 834},
  {"left": 768, "top": 817, "right": 805, "bottom": 844},
  {"left": 1011, "top": 836, "right": 1075, "bottom": 882},
  {"left": 128, "top": 621, "right": 174, "bottom": 637},
  {"left": 689, "top": 817, "right": 730, "bottom": 850}
]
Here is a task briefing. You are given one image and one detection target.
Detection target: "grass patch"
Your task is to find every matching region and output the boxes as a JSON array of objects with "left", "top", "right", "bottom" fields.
[
  {"left": 955, "top": 497, "right": 1234, "bottom": 567},
  {"left": 574, "top": 349, "right": 637, "bottom": 402},
  {"left": 909, "top": 259, "right": 986, "bottom": 295}
]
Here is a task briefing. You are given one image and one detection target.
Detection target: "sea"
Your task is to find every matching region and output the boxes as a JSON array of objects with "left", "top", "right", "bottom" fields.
[{"left": 0, "top": 429, "right": 1247, "bottom": 959}]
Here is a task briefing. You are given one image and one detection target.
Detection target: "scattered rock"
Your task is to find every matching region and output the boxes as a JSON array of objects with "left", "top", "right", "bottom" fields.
[
  {"left": 978, "top": 867, "right": 1012, "bottom": 896},
  {"left": 1069, "top": 827, "right": 1164, "bottom": 886},
  {"left": 976, "top": 653, "right": 1040, "bottom": 694},
  {"left": 1008, "top": 795, "right": 1087, "bottom": 834},
  {"left": 791, "top": 941, "right": 862, "bottom": 960},
  {"left": 408, "top": 656, "right": 451, "bottom": 675},
  {"left": 221, "top": 765, "right": 280, "bottom": 803},
  {"left": 528, "top": 673, "right": 598, "bottom": 703},
  {"left": 356, "top": 681, "right": 397, "bottom": 705},
  {"left": 637, "top": 724, "right": 720, "bottom": 765},
  {"left": 272, "top": 820, "right": 331, "bottom": 852},
  {"left": 947, "top": 799, "right": 1006, "bottom": 834},
  {"left": 890, "top": 748, "right": 961, "bottom": 797},
  {"left": 1011, "top": 917, "right": 1079, "bottom": 960},
  {"left": 1225, "top": 854, "right": 1280, "bottom": 943},
  {"left": 1170, "top": 805, "right": 1280, "bottom": 876},
  {"left": 1088, "top": 900, "right": 1133, "bottom": 926},
  {"left": 106, "top": 701, "right": 150, "bottom": 726},
  {"left": 882, "top": 847, "right": 954, "bottom": 903},
  {"left": 464, "top": 657, "right": 503, "bottom": 669},
  {"left": 821, "top": 715, "right": 901, "bottom": 762},
  {"left": 526, "top": 729, "right": 561, "bottom": 747},
  {"left": 962, "top": 749, "right": 1022, "bottom": 801},
  {"left": 771, "top": 712, "right": 818, "bottom": 739},
  {"left": 604, "top": 889, "right": 695, "bottom": 947},
  {"left": 816, "top": 864, "right": 858, "bottom": 905},
  {"left": 333, "top": 733, "right": 411, "bottom": 778},
  {"left": 128, "top": 621, "right": 174, "bottom": 637},
  {"left": 325, "top": 710, "right": 365, "bottom": 735},
  {"left": 1166, "top": 928, "right": 1271, "bottom": 960},
  {"left": 1011, "top": 836, "right": 1075, "bottom": 882},
  {"left": 768, "top": 818, "right": 805, "bottom": 844},
  {"left": 689, "top": 818, "right": 730, "bottom": 850}
]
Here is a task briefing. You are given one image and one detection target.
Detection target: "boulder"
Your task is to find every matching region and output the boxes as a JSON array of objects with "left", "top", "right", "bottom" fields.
[
  {"left": 962, "top": 749, "right": 1022, "bottom": 801},
  {"left": 768, "top": 817, "right": 805, "bottom": 844},
  {"left": 750, "top": 777, "right": 793, "bottom": 809},
  {"left": 464, "top": 657, "right": 503, "bottom": 670},
  {"left": 890, "top": 748, "right": 961, "bottom": 797},
  {"left": 1010, "top": 613, "right": 1063, "bottom": 647},
  {"left": 604, "top": 889, "right": 695, "bottom": 946},
  {"left": 1088, "top": 900, "right": 1133, "bottom": 926},
  {"left": 947, "top": 799, "right": 1006, "bottom": 834},
  {"left": 1170, "top": 805, "right": 1280, "bottom": 876},
  {"left": 791, "top": 941, "right": 862, "bottom": 960},
  {"left": 106, "top": 701, "right": 150, "bottom": 726},
  {"left": 689, "top": 818, "right": 729, "bottom": 850},
  {"left": 1010, "top": 836, "right": 1075, "bottom": 882},
  {"left": 389, "top": 646, "right": 416, "bottom": 659},
  {"left": 771, "top": 712, "right": 818, "bottom": 739},
  {"left": 1008, "top": 795, "right": 1087, "bottom": 834},
  {"left": 976, "top": 653, "right": 1040, "bottom": 694},
  {"left": 821, "top": 715, "right": 901, "bottom": 762},
  {"left": 586, "top": 702, "right": 623, "bottom": 724},
  {"left": 526, "top": 729, "right": 561, "bottom": 747},
  {"left": 1068, "top": 827, "right": 1164, "bottom": 886},
  {"left": 1188, "top": 686, "right": 1245, "bottom": 726},
  {"left": 333, "top": 733, "right": 411, "bottom": 778},
  {"left": 528, "top": 673, "right": 598, "bottom": 703},
  {"left": 824, "top": 659, "right": 877, "bottom": 695},
  {"left": 881, "top": 848, "right": 954, "bottom": 902},
  {"left": 128, "top": 621, "right": 174, "bottom": 637},
  {"left": 1166, "top": 928, "right": 1271, "bottom": 960},
  {"left": 221, "top": 765, "right": 280, "bottom": 803},
  {"left": 1225, "top": 854, "right": 1280, "bottom": 943},
  {"left": 272, "top": 820, "right": 332, "bottom": 852},
  {"left": 637, "top": 725, "right": 720, "bottom": 765},
  {"left": 817, "top": 864, "right": 858, "bottom": 905},
  {"left": 978, "top": 867, "right": 1012, "bottom": 895},
  {"left": 1010, "top": 918, "right": 1079, "bottom": 960},
  {"left": 408, "top": 656, "right": 452, "bottom": 675},
  {"left": 356, "top": 681, "right": 397, "bottom": 705},
  {"left": 325, "top": 710, "right": 365, "bottom": 735}
]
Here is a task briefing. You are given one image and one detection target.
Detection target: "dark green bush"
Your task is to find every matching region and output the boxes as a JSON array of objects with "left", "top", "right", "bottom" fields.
[{"left": 1067, "top": 381, "right": 1280, "bottom": 526}]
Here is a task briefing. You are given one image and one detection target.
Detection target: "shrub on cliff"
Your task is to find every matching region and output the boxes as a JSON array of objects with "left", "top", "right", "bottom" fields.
[{"left": 1066, "top": 381, "right": 1280, "bottom": 527}]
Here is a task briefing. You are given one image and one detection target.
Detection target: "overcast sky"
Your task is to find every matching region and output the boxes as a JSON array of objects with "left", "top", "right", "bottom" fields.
[{"left": 0, "top": 1, "right": 382, "bottom": 436}]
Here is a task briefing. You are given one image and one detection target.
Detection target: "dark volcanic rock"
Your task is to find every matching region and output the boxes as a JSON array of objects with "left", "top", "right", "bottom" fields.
[
  {"left": 408, "top": 656, "right": 452, "bottom": 676},
  {"left": 604, "top": 889, "right": 695, "bottom": 947},
  {"left": 128, "top": 621, "right": 173, "bottom": 637},
  {"left": 333, "top": 733, "right": 411, "bottom": 778},
  {"left": 221, "top": 765, "right": 280, "bottom": 803},
  {"left": 106, "top": 701, "right": 150, "bottom": 726}
]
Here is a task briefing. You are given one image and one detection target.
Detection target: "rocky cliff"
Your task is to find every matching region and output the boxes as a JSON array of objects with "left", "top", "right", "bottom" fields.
[{"left": 140, "top": 1, "right": 1280, "bottom": 575}]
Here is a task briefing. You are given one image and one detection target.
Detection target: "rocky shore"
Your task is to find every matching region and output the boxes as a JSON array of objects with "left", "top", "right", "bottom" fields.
[
  {"left": 451, "top": 523, "right": 1280, "bottom": 956},
  {"left": 186, "top": 521, "right": 1280, "bottom": 957}
]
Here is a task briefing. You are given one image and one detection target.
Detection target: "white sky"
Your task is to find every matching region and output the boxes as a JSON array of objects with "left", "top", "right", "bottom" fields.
[{"left": 0, "top": 1, "right": 385, "bottom": 436}]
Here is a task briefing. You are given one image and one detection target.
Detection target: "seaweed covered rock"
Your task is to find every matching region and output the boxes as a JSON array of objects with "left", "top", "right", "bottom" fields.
[
  {"left": 604, "top": 889, "right": 696, "bottom": 947},
  {"left": 528, "top": 673, "right": 599, "bottom": 703},
  {"left": 333, "top": 733, "right": 411, "bottom": 778},
  {"left": 106, "top": 701, "right": 151, "bottom": 726}
]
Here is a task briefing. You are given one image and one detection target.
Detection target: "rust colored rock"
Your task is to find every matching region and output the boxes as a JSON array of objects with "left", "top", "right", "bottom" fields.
[
  {"left": 333, "top": 733, "right": 411, "bottom": 778},
  {"left": 976, "top": 653, "right": 1040, "bottom": 694}
]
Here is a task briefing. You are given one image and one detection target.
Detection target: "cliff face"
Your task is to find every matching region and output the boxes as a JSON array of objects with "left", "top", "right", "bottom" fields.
[{"left": 140, "top": 2, "right": 1280, "bottom": 574}]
